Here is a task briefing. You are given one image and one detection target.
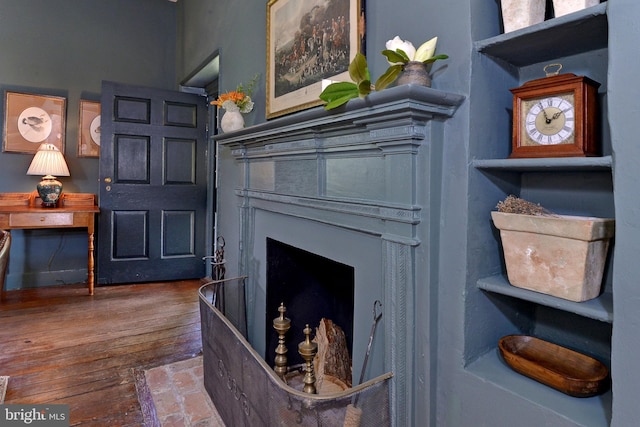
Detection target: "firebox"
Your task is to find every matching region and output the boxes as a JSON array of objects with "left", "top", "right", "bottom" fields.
[{"left": 265, "top": 238, "right": 355, "bottom": 368}]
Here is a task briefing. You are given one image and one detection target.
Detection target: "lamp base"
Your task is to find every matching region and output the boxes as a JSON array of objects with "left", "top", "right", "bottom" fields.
[{"left": 37, "top": 175, "right": 63, "bottom": 208}]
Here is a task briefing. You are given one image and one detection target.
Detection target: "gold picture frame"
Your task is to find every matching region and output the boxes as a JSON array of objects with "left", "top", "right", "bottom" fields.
[
  {"left": 78, "top": 100, "right": 101, "bottom": 158},
  {"left": 3, "top": 90, "right": 66, "bottom": 154},
  {"left": 266, "top": 0, "right": 365, "bottom": 119}
]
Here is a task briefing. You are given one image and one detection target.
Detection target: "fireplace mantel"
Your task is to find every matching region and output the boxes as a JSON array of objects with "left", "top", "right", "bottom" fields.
[
  {"left": 216, "top": 85, "right": 464, "bottom": 243},
  {"left": 215, "top": 84, "right": 463, "bottom": 427},
  {"left": 217, "top": 84, "right": 464, "bottom": 146}
]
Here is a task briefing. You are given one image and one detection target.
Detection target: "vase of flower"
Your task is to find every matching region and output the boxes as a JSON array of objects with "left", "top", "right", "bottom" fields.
[
  {"left": 396, "top": 61, "right": 432, "bottom": 87},
  {"left": 319, "top": 36, "right": 448, "bottom": 110},
  {"left": 220, "top": 104, "right": 245, "bottom": 133},
  {"left": 384, "top": 36, "right": 447, "bottom": 89},
  {"left": 212, "top": 74, "right": 258, "bottom": 133}
]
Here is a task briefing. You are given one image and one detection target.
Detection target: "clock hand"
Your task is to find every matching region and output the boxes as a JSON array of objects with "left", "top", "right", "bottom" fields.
[
  {"left": 539, "top": 104, "right": 552, "bottom": 124},
  {"left": 541, "top": 108, "right": 563, "bottom": 124}
]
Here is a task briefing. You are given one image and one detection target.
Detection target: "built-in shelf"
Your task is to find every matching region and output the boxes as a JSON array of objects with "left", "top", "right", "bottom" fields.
[
  {"left": 477, "top": 274, "right": 613, "bottom": 323},
  {"left": 475, "top": 3, "right": 608, "bottom": 67},
  {"left": 466, "top": 2, "right": 614, "bottom": 425},
  {"left": 468, "top": 349, "right": 611, "bottom": 427},
  {"left": 473, "top": 155, "right": 612, "bottom": 172}
]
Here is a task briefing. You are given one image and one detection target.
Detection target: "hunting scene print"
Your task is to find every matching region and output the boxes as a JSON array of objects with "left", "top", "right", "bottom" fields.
[
  {"left": 267, "top": 0, "right": 360, "bottom": 118},
  {"left": 274, "top": 0, "right": 350, "bottom": 97}
]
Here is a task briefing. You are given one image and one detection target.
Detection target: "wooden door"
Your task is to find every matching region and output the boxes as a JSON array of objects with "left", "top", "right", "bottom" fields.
[{"left": 98, "top": 81, "right": 208, "bottom": 284}]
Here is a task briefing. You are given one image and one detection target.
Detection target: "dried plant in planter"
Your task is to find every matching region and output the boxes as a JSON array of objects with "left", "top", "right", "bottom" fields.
[
  {"left": 496, "top": 195, "right": 556, "bottom": 216},
  {"left": 491, "top": 195, "right": 614, "bottom": 302}
]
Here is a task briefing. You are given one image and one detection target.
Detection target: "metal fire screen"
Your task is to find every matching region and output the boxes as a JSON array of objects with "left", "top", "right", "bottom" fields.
[{"left": 199, "top": 281, "right": 392, "bottom": 426}]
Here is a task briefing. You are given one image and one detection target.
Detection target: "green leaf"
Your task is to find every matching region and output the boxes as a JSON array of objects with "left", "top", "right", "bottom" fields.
[
  {"left": 348, "top": 53, "right": 370, "bottom": 84},
  {"left": 395, "top": 48, "right": 411, "bottom": 62},
  {"left": 319, "top": 82, "right": 358, "bottom": 102},
  {"left": 381, "top": 49, "right": 407, "bottom": 65},
  {"left": 319, "top": 82, "right": 360, "bottom": 110},
  {"left": 357, "top": 80, "right": 372, "bottom": 96},
  {"left": 374, "top": 64, "right": 403, "bottom": 91},
  {"left": 423, "top": 54, "right": 449, "bottom": 64},
  {"left": 323, "top": 92, "right": 359, "bottom": 110}
]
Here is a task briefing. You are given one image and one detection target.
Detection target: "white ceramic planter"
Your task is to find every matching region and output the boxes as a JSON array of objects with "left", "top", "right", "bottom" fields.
[
  {"left": 491, "top": 211, "right": 615, "bottom": 302},
  {"left": 553, "top": 0, "right": 600, "bottom": 18},
  {"left": 501, "top": 0, "right": 546, "bottom": 33},
  {"left": 220, "top": 110, "right": 245, "bottom": 133}
]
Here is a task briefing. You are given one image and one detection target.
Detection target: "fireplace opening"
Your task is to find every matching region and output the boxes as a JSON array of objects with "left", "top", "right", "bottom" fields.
[{"left": 266, "top": 238, "right": 355, "bottom": 369}]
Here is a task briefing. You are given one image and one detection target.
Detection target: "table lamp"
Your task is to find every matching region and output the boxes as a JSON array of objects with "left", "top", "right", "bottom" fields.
[{"left": 26, "top": 143, "right": 70, "bottom": 207}]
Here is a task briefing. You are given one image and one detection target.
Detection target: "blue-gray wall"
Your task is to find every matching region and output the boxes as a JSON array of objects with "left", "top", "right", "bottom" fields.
[
  {"left": 0, "top": 0, "right": 177, "bottom": 289},
  {"left": 608, "top": 0, "right": 640, "bottom": 424}
]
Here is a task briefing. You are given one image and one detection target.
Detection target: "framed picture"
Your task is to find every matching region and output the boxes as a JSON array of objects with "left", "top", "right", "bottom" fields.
[
  {"left": 78, "top": 100, "right": 101, "bottom": 158},
  {"left": 266, "top": 0, "right": 365, "bottom": 119},
  {"left": 3, "top": 90, "right": 66, "bottom": 154}
]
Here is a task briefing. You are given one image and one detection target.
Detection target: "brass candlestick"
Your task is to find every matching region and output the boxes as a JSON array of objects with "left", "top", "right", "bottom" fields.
[
  {"left": 298, "top": 324, "right": 318, "bottom": 394},
  {"left": 273, "top": 303, "right": 291, "bottom": 379}
]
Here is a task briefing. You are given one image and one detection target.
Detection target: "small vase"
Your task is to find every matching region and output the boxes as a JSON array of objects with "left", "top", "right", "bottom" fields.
[
  {"left": 396, "top": 61, "right": 432, "bottom": 87},
  {"left": 220, "top": 109, "right": 245, "bottom": 133}
]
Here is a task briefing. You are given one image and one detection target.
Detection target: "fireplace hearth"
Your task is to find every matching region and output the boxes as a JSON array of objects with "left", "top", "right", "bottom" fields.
[{"left": 214, "top": 84, "right": 464, "bottom": 426}]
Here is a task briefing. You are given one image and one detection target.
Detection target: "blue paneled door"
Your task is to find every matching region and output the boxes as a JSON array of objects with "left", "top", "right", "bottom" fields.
[{"left": 98, "top": 81, "right": 208, "bottom": 284}]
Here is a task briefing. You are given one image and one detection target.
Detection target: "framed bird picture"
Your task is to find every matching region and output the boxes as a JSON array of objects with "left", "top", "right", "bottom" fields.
[
  {"left": 3, "top": 90, "right": 66, "bottom": 154},
  {"left": 78, "top": 100, "right": 100, "bottom": 158}
]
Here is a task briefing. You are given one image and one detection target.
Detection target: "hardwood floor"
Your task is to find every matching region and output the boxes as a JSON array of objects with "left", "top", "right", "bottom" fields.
[{"left": 0, "top": 280, "right": 204, "bottom": 426}]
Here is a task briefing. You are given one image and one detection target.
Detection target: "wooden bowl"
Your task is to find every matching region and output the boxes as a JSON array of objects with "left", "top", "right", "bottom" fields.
[{"left": 498, "top": 335, "right": 609, "bottom": 397}]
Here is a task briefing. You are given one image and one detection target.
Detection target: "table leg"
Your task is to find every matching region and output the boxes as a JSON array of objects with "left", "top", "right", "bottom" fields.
[{"left": 88, "top": 232, "right": 95, "bottom": 295}]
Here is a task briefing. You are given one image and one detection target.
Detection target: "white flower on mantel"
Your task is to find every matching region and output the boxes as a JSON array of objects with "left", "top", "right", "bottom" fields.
[
  {"left": 221, "top": 100, "right": 240, "bottom": 112},
  {"left": 385, "top": 36, "right": 417, "bottom": 64},
  {"left": 384, "top": 36, "right": 439, "bottom": 65}
]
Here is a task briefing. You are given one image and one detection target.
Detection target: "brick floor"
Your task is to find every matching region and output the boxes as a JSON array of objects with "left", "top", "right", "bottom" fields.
[{"left": 145, "top": 356, "right": 225, "bottom": 427}]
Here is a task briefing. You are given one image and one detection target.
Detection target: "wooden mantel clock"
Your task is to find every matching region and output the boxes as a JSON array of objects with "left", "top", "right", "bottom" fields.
[{"left": 509, "top": 64, "right": 600, "bottom": 158}]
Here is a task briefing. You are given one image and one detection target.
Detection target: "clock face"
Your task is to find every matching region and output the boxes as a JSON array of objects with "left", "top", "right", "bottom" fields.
[{"left": 522, "top": 95, "right": 575, "bottom": 146}]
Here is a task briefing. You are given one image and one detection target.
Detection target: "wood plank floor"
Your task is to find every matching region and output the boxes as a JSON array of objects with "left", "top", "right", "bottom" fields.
[{"left": 0, "top": 280, "right": 204, "bottom": 426}]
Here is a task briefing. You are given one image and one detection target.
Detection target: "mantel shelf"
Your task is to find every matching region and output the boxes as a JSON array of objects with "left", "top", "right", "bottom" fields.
[
  {"left": 477, "top": 274, "right": 613, "bottom": 323},
  {"left": 215, "top": 84, "right": 465, "bottom": 148}
]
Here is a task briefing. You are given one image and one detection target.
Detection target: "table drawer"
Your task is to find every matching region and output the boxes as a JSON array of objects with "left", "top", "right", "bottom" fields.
[{"left": 10, "top": 212, "right": 74, "bottom": 227}]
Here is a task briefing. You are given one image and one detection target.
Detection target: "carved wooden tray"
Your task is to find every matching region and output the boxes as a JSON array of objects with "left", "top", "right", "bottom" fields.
[{"left": 498, "top": 335, "right": 609, "bottom": 397}]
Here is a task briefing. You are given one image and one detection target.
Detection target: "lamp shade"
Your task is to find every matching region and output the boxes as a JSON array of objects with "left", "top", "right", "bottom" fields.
[
  {"left": 26, "top": 143, "right": 70, "bottom": 177},
  {"left": 26, "top": 143, "right": 70, "bottom": 208}
]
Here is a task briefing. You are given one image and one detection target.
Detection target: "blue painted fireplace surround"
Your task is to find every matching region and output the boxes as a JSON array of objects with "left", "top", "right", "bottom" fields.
[{"left": 214, "top": 84, "right": 464, "bottom": 426}]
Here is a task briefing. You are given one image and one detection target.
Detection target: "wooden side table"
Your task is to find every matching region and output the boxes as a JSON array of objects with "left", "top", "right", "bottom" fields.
[{"left": 0, "top": 192, "right": 100, "bottom": 295}]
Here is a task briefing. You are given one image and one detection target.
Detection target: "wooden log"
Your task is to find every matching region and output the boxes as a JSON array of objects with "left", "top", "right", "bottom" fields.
[{"left": 313, "top": 318, "right": 352, "bottom": 391}]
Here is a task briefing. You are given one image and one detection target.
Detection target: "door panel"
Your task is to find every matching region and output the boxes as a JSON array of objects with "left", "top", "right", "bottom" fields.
[{"left": 98, "top": 81, "right": 208, "bottom": 284}]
